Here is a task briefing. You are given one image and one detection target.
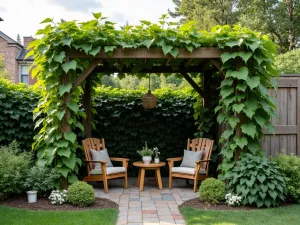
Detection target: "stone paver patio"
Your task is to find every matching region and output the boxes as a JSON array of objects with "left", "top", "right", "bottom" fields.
[{"left": 94, "top": 177, "right": 198, "bottom": 225}]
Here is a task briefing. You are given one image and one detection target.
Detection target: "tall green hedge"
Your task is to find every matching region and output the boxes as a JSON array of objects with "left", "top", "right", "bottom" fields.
[
  {"left": 0, "top": 80, "right": 197, "bottom": 175},
  {"left": 92, "top": 87, "right": 196, "bottom": 176},
  {"left": 0, "top": 79, "right": 39, "bottom": 150}
]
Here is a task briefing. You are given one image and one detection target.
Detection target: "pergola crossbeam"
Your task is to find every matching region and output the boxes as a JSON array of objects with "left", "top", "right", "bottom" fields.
[
  {"left": 93, "top": 66, "right": 208, "bottom": 73},
  {"left": 67, "top": 47, "right": 222, "bottom": 59}
]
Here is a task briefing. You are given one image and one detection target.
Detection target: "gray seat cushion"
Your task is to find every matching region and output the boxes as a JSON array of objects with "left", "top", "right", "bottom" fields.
[
  {"left": 90, "top": 167, "right": 126, "bottom": 175},
  {"left": 172, "top": 167, "right": 207, "bottom": 175},
  {"left": 180, "top": 150, "right": 203, "bottom": 168},
  {"left": 90, "top": 149, "right": 113, "bottom": 169}
]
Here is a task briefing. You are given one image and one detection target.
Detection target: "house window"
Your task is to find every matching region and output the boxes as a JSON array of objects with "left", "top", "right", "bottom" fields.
[{"left": 20, "top": 65, "right": 29, "bottom": 84}]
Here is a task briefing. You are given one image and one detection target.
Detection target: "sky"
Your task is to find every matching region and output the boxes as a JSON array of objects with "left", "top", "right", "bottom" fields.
[{"left": 0, "top": 0, "right": 176, "bottom": 43}]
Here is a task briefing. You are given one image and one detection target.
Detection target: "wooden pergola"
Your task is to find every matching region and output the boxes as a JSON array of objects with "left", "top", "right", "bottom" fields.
[{"left": 62, "top": 47, "right": 225, "bottom": 140}]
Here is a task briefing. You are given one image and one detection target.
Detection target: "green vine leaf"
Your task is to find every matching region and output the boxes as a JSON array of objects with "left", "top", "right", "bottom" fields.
[
  {"left": 53, "top": 52, "right": 66, "bottom": 63},
  {"left": 221, "top": 129, "right": 234, "bottom": 140},
  {"left": 162, "top": 45, "right": 173, "bottom": 55},
  {"left": 246, "top": 41, "right": 260, "bottom": 52},
  {"left": 62, "top": 60, "right": 77, "bottom": 73},
  {"left": 241, "top": 123, "right": 257, "bottom": 138},
  {"left": 232, "top": 104, "right": 244, "bottom": 113},
  {"left": 62, "top": 155, "right": 76, "bottom": 169},
  {"left": 143, "top": 39, "right": 154, "bottom": 49},
  {"left": 104, "top": 46, "right": 117, "bottom": 54},
  {"left": 186, "top": 46, "right": 193, "bottom": 52},
  {"left": 57, "top": 166, "right": 69, "bottom": 178},
  {"left": 68, "top": 174, "right": 78, "bottom": 184},
  {"left": 221, "top": 52, "right": 238, "bottom": 63},
  {"left": 254, "top": 115, "right": 266, "bottom": 128},
  {"left": 59, "top": 83, "right": 72, "bottom": 96},
  {"left": 80, "top": 44, "right": 92, "bottom": 53},
  {"left": 89, "top": 46, "right": 101, "bottom": 57},
  {"left": 61, "top": 37, "right": 72, "bottom": 47},
  {"left": 238, "top": 52, "right": 252, "bottom": 63},
  {"left": 228, "top": 117, "right": 240, "bottom": 128},
  {"left": 92, "top": 12, "right": 102, "bottom": 19},
  {"left": 40, "top": 18, "right": 53, "bottom": 24},
  {"left": 57, "top": 147, "right": 71, "bottom": 157},
  {"left": 220, "top": 86, "right": 234, "bottom": 99},
  {"left": 246, "top": 77, "right": 260, "bottom": 90},
  {"left": 55, "top": 140, "right": 69, "bottom": 148},
  {"left": 226, "top": 67, "right": 249, "bottom": 81},
  {"left": 170, "top": 48, "right": 179, "bottom": 57},
  {"left": 234, "top": 136, "right": 248, "bottom": 149},
  {"left": 67, "top": 102, "right": 79, "bottom": 113},
  {"left": 56, "top": 110, "right": 65, "bottom": 121},
  {"left": 64, "top": 132, "right": 77, "bottom": 143}
]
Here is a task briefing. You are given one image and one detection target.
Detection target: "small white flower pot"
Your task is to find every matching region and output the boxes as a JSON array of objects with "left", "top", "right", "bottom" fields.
[
  {"left": 142, "top": 156, "right": 152, "bottom": 164},
  {"left": 154, "top": 158, "right": 160, "bottom": 163},
  {"left": 27, "top": 191, "right": 37, "bottom": 203}
]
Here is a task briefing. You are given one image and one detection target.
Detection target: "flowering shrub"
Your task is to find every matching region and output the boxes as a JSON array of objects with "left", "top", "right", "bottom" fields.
[
  {"left": 225, "top": 193, "right": 242, "bottom": 206},
  {"left": 49, "top": 190, "right": 68, "bottom": 205}
]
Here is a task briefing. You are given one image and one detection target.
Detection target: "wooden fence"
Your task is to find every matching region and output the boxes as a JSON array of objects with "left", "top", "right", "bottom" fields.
[{"left": 261, "top": 74, "right": 300, "bottom": 156}]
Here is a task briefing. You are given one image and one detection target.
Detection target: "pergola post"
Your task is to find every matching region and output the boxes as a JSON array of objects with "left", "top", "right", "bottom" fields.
[{"left": 82, "top": 74, "right": 93, "bottom": 138}]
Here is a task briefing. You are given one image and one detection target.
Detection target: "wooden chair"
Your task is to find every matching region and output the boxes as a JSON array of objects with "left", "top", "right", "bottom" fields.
[
  {"left": 167, "top": 138, "right": 214, "bottom": 192},
  {"left": 82, "top": 138, "right": 129, "bottom": 193}
]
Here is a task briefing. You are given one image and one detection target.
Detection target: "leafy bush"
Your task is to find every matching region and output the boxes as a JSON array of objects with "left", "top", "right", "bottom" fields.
[
  {"left": 23, "top": 166, "right": 60, "bottom": 197},
  {"left": 67, "top": 181, "right": 95, "bottom": 207},
  {"left": 0, "top": 141, "right": 31, "bottom": 199},
  {"left": 275, "top": 49, "right": 300, "bottom": 74},
  {"left": 0, "top": 79, "right": 39, "bottom": 150},
  {"left": 225, "top": 154, "right": 286, "bottom": 208},
  {"left": 199, "top": 178, "right": 226, "bottom": 203},
  {"left": 272, "top": 153, "right": 300, "bottom": 203}
]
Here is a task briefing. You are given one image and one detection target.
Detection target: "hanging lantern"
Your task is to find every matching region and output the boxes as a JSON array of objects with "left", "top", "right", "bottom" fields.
[{"left": 142, "top": 74, "right": 157, "bottom": 109}]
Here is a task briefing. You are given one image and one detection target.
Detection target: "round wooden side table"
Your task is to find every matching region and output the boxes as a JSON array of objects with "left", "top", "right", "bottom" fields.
[{"left": 133, "top": 161, "right": 166, "bottom": 191}]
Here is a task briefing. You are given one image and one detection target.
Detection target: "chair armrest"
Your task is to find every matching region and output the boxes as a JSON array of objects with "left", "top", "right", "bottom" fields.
[
  {"left": 167, "top": 157, "right": 183, "bottom": 162},
  {"left": 110, "top": 157, "right": 130, "bottom": 162},
  {"left": 110, "top": 157, "right": 129, "bottom": 168},
  {"left": 85, "top": 160, "right": 107, "bottom": 164},
  {"left": 195, "top": 159, "right": 212, "bottom": 164},
  {"left": 167, "top": 157, "right": 183, "bottom": 170}
]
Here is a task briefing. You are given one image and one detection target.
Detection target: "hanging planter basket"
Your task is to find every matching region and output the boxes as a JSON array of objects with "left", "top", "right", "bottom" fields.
[{"left": 142, "top": 90, "right": 157, "bottom": 109}]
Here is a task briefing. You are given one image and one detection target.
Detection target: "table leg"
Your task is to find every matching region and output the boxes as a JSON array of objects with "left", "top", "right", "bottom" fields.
[
  {"left": 137, "top": 169, "right": 141, "bottom": 187},
  {"left": 155, "top": 170, "right": 158, "bottom": 186},
  {"left": 139, "top": 168, "right": 145, "bottom": 192},
  {"left": 156, "top": 168, "right": 163, "bottom": 190}
]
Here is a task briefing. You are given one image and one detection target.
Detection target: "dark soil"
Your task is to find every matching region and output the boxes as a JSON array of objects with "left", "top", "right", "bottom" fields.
[
  {"left": 180, "top": 198, "right": 261, "bottom": 211},
  {"left": 0, "top": 195, "right": 118, "bottom": 211}
]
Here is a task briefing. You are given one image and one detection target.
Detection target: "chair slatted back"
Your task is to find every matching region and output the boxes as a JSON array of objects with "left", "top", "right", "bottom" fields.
[
  {"left": 82, "top": 138, "right": 105, "bottom": 171},
  {"left": 187, "top": 138, "right": 214, "bottom": 170}
]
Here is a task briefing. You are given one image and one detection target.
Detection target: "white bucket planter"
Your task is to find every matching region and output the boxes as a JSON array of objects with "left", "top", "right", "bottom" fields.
[
  {"left": 142, "top": 156, "right": 152, "bottom": 164},
  {"left": 27, "top": 191, "right": 37, "bottom": 203},
  {"left": 154, "top": 158, "right": 160, "bottom": 163}
]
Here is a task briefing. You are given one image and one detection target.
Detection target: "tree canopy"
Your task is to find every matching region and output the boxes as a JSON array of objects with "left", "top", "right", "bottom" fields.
[
  {"left": 169, "top": 0, "right": 300, "bottom": 52},
  {"left": 275, "top": 49, "right": 300, "bottom": 74}
]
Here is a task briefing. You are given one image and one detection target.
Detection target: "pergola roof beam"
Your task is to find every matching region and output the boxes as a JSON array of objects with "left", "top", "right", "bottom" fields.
[{"left": 67, "top": 47, "right": 222, "bottom": 59}]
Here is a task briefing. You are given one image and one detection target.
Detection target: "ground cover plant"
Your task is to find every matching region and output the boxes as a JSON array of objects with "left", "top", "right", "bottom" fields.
[
  {"left": 27, "top": 12, "right": 278, "bottom": 182},
  {"left": 181, "top": 205, "right": 300, "bottom": 225},
  {"left": 225, "top": 154, "right": 286, "bottom": 208},
  {"left": 0, "top": 206, "right": 118, "bottom": 225}
]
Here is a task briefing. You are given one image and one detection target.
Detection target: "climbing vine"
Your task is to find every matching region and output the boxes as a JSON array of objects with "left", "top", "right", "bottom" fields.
[{"left": 28, "top": 13, "right": 277, "bottom": 182}]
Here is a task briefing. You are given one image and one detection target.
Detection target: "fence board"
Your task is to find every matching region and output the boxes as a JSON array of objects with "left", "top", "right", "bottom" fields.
[{"left": 262, "top": 75, "right": 300, "bottom": 156}]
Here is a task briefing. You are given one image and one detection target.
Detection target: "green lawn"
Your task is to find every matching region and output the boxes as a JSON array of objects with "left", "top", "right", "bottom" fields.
[
  {"left": 181, "top": 205, "right": 300, "bottom": 225},
  {"left": 0, "top": 206, "right": 118, "bottom": 225}
]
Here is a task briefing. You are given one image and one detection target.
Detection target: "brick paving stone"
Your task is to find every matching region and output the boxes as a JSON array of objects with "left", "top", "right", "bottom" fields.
[{"left": 94, "top": 177, "right": 198, "bottom": 225}]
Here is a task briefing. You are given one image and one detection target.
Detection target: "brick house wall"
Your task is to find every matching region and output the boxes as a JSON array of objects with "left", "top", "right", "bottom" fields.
[
  {"left": 0, "top": 32, "right": 36, "bottom": 85},
  {"left": 0, "top": 36, "right": 22, "bottom": 83}
]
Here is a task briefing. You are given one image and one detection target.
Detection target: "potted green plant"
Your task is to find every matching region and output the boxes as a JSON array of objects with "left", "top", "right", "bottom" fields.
[
  {"left": 153, "top": 147, "right": 160, "bottom": 163},
  {"left": 137, "top": 142, "right": 154, "bottom": 164}
]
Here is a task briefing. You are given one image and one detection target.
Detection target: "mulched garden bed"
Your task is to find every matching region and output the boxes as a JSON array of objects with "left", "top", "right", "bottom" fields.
[
  {"left": 0, "top": 195, "right": 118, "bottom": 211},
  {"left": 179, "top": 197, "right": 288, "bottom": 211}
]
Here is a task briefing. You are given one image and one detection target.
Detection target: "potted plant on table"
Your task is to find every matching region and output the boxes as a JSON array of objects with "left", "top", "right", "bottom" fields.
[
  {"left": 137, "top": 142, "right": 154, "bottom": 164},
  {"left": 153, "top": 147, "right": 160, "bottom": 163}
]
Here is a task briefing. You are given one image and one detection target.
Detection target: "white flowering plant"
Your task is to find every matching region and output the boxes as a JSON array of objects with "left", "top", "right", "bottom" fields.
[
  {"left": 225, "top": 193, "right": 242, "bottom": 206},
  {"left": 49, "top": 190, "right": 68, "bottom": 205},
  {"left": 153, "top": 147, "right": 160, "bottom": 158}
]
